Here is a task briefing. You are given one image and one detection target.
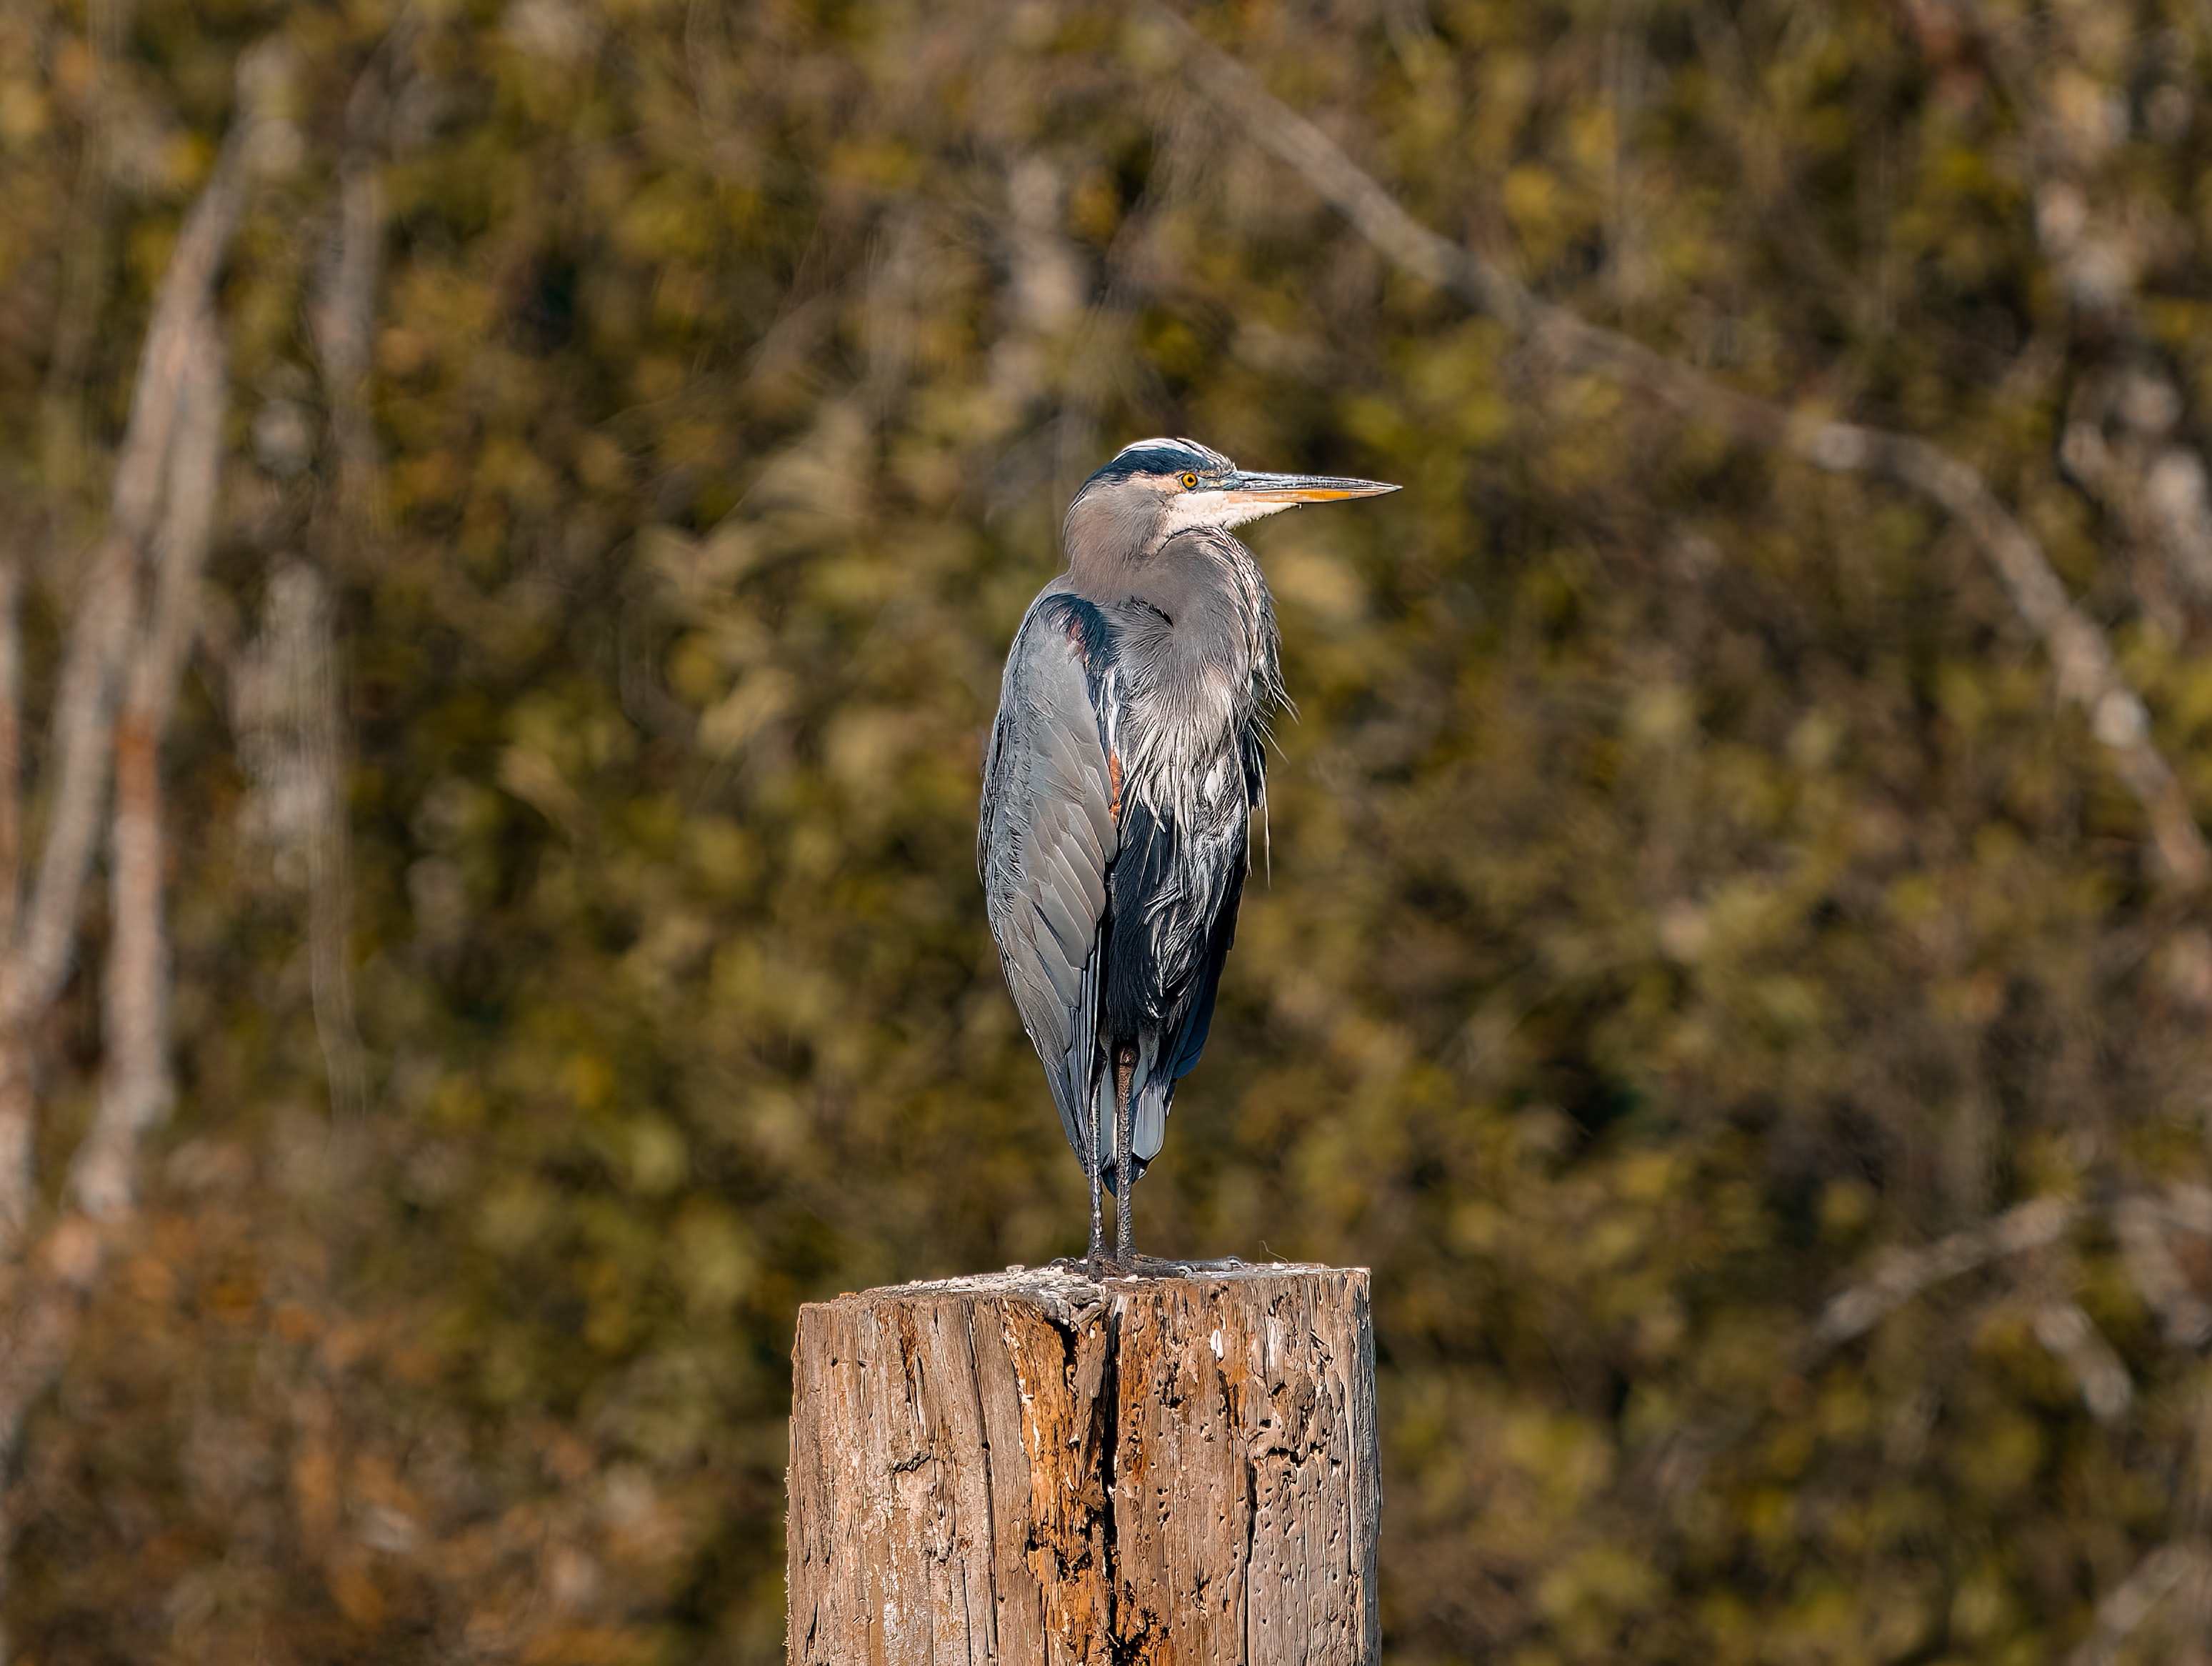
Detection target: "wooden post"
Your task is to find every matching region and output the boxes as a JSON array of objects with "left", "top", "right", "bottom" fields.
[{"left": 786, "top": 1262, "right": 1380, "bottom": 1665}]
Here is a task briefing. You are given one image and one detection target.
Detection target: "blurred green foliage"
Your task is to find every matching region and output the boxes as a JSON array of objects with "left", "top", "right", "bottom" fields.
[{"left": 8, "top": 0, "right": 2212, "bottom": 1660}]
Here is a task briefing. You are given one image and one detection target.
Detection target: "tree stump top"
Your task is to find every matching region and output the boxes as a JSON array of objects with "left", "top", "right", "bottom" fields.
[
  {"left": 811, "top": 1254, "right": 1343, "bottom": 1311},
  {"left": 787, "top": 1260, "right": 1379, "bottom": 1665}
]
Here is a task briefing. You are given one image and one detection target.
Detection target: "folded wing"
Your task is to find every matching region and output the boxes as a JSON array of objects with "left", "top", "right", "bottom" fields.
[{"left": 978, "top": 594, "right": 1118, "bottom": 1167}]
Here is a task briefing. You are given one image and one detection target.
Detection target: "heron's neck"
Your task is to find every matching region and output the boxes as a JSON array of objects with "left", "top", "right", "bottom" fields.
[
  {"left": 1089, "top": 531, "right": 1279, "bottom": 691},
  {"left": 1063, "top": 492, "right": 1171, "bottom": 600}
]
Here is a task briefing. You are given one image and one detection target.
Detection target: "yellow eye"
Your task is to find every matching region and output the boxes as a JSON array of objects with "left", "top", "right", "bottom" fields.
[{"left": 1181, "top": 472, "right": 1199, "bottom": 489}]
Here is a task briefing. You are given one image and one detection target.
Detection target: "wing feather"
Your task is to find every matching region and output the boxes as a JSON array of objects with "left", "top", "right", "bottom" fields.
[
  {"left": 979, "top": 593, "right": 1118, "bottom": 1165},
  {"left": 1035, "top": 848, "right": 1094, "bottom": 958}
]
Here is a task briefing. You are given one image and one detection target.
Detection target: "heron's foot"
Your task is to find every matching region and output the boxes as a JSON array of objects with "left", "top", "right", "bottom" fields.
[
  {"left": 1074, "top": 1249, "right": 1145, "bottom": 1280},
  {"left": 1121, "top": 1252, "right": 1195, "bottom": 1278},
  {"left": 1096, "top": 1252, "right": 1244, "bottom": 1280},
  {"left": 1044, "top": 1247, "right": 1124, "bottom": 1277},
  {"left": 1046, "top": 1251, "right": 1251, "bottom": 1281}
]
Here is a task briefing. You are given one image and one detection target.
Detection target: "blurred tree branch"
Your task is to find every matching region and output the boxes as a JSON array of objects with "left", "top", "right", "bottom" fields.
[
  {"left": 1938, "top": 0, "right": 2212, "bottom": 640},
  {"left": 0, "top": 46, "right": 281, "bottom": 1658},
  {"left": 1154, "top": 4, "right": 2211, "bottom": 892},
  {"left": 288, "top": 24, "right": 417, "bottom": 1123},
  {"left": 2067, "top": 1542, "right": 2204, "bottom": 1666},
  {"left": 1803, "top": 1192, "right": 2078, "bottom": 1350},
  {"left": 234, "top": 566, "right": 364, "bottom": 1117},
  {"left": 311, "top": 10, "right": 414, "bottom": 553},
  {"left": 0, "top": 116, "right": 257, "bottom": 1240},
  {"left": 68, "top": 317, "right": 223, "bottom": 1224}
]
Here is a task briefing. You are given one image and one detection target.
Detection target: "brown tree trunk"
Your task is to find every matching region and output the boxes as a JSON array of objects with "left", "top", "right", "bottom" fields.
[{"left": 786, "top": 1262, "right": 1380, "bottom": 1665}]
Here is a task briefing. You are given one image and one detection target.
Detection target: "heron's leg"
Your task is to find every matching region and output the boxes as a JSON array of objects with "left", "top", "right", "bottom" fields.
[
  {"left": 1114, "top": 1048, "right": 1136, "bottom": 1266},
  {"left": 1086, "top": 1142, "right": 1105, "bottom": 1273}
]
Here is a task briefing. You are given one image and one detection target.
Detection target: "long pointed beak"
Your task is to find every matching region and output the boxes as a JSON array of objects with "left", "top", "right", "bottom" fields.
[{"left": 1217, "top": 470, "right": 1401, "bottom": 507}]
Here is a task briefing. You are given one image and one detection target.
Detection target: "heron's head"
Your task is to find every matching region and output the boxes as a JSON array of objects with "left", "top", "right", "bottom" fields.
[{"left": 1064, "top": 438, "right": 1398, "bottom": 572}]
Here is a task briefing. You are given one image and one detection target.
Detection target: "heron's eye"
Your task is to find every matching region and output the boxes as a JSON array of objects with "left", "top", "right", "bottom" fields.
[{"left": 1181, "top": 472, "right": 1199, "bottom": 489}]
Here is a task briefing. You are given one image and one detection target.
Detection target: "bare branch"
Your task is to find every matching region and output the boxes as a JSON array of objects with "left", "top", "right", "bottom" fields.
[
  {"left": 2117, "top": 1190, "right": 2212, "bottom": 1348},
  {"left": 303, "top": 626, "right": 366, "bottom": 1119},
  {"left": 1942, "top": 0, "right": 2212, "bottom": 647},
  {"left": 139, "top": 321, "right": 226, "bottom": 734},
  {"left": 2, "top": 537, "right": 130, "bottom": 1035},
  {"left": 0, "top": 26, "right": 271, "bottom": 1394},
  {"left": 106, "top": 136, "right": 254, "bottom": 549},
  {"left": 1, "top": 125, "right": 258, "bottom": 1039},
  {"left": 0, "top": 534, "right": 131, "bottom": 1239},
  {"left": 2169, "top": 1184, "right": 2212, "bottom": 1236},
  {"left": 0, "top": 56, "right": 267, "bottom": 1655},
  {"left": 235, "top": 565, "right": 366, "bottom": 1118},
  {"left": 1153, "top": 6, "right": 2211, "bottom": 889},
  {"left": 0, "top": 549, "right": 34, "bottom": 1237},
  {"left": 283, "top": 25, "right": 411, "bottom": 1118},
  {"left": 2068, "top": 1542, "right": 2203, "bottom": 1666},
  {"left": 2033, "top": 1298, "right": 2133, "bottom": 1425},
  {"left": 69, "top": 315, "right": 225, "bottom": 1221},
  {"left": 312, "top": 162, "right": 387, "bottom": 544},
  {"left": 311, "top": 6, "right": 412, "bottom": 550},
  {"left": 68, "top": 714, "right": 166, "bottom": 1225},
  {"left": 0, "top": 1069, "right": 33, "bottom": 1251},
  {"left": 1809, "top": 1194, "right": 2077, "bottom": 1351}
]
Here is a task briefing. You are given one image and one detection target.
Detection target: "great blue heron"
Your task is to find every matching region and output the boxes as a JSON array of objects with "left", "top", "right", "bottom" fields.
[{"left": 979, "top": 438, "right": 1398, "bottom": 1270}]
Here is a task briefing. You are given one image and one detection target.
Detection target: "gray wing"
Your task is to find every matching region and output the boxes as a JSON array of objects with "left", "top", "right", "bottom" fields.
[{"left": 978, "top": 593, "right": 1118, "bottom": 1166}]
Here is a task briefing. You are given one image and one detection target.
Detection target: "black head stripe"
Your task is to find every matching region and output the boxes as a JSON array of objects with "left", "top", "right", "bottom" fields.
[{"left": 1086, "top": 437, "right": 1231, "bottom": 486}]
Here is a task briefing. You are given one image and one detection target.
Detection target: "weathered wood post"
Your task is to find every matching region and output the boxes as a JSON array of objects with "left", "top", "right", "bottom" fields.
[{"left": 786, "top": 1262, "right": 1380, "bottom": 1664}]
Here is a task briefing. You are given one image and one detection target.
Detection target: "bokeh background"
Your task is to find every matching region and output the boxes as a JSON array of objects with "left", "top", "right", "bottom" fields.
[{"left": 7, "top": 0, "right": 2212, "bottom": 1659}]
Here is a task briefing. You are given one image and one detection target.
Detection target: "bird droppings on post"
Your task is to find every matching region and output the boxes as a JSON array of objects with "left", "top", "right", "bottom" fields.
[{"left": 786, "top": 1261, "right": 1380, "bottom": 1664}]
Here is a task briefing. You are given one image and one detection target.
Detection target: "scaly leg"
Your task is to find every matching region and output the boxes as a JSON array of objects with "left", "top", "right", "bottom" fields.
[
  {"left": 1087, "top": 1135, "right": 1105, "bottom": 1274},
  {"left": 1114, "top": 1048, "right": 1136, "bottom": 1267}
]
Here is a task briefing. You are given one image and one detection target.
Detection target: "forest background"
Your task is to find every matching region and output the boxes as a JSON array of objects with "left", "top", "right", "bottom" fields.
[{"left": 5, "top": 0, "right": 2212, "bottom": 1660}]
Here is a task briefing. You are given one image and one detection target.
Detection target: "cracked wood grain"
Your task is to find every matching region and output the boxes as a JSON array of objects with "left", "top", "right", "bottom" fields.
[{"left": 786, "top": 1264, "right": 1378, "bottom": 1664}]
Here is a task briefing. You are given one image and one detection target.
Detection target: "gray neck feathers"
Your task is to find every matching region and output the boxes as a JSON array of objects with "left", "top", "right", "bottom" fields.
[
  {"left": 1084, "top": 527, "right": 1285, "bottom": 833},
  {"left": 1063, "top": 484, "right": 1169, "bottom": 599},
  {"left": 1057, "top": 480, "right": 1286, "bottom": 768}
]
